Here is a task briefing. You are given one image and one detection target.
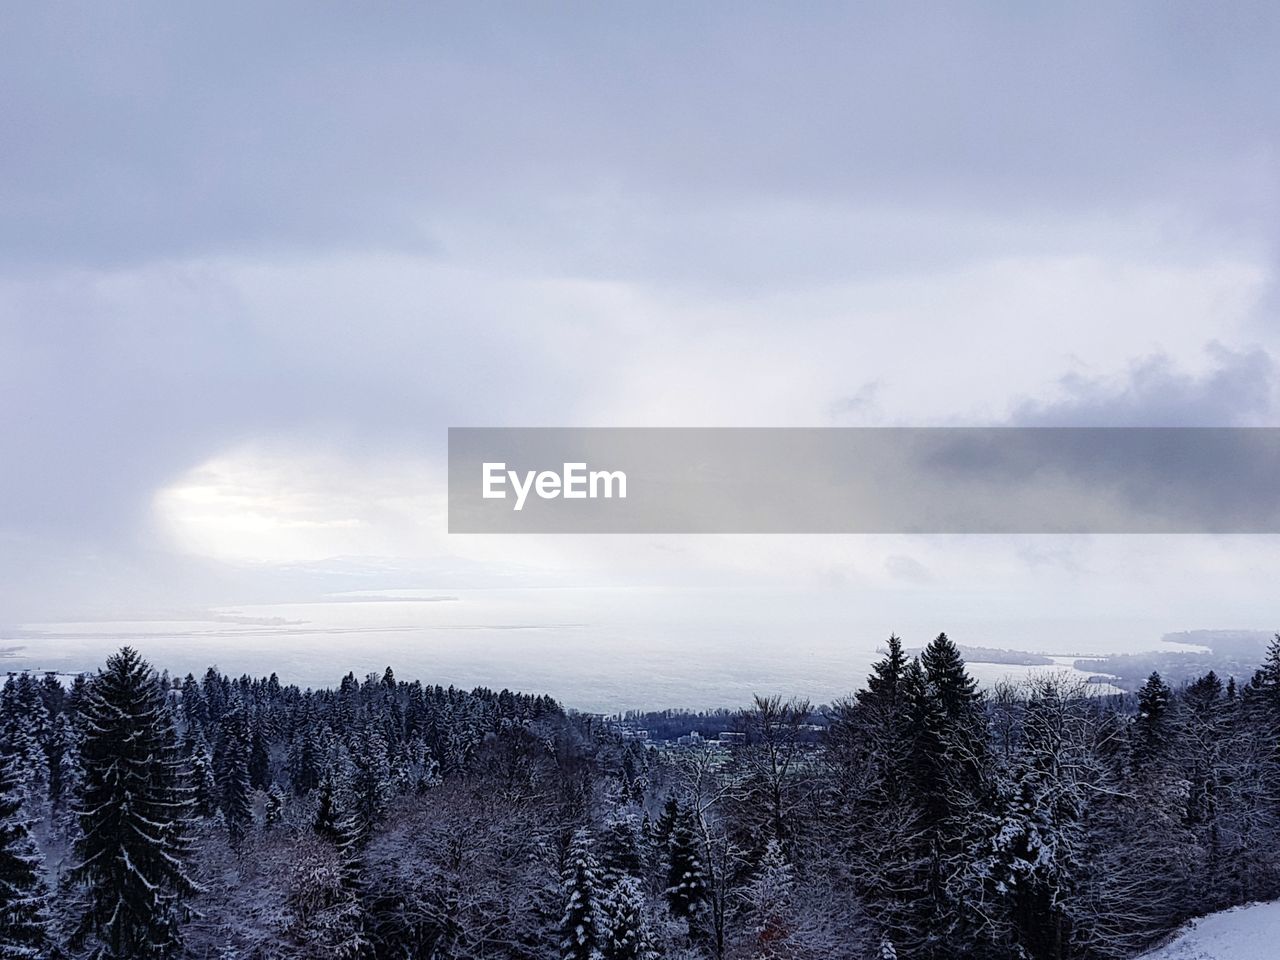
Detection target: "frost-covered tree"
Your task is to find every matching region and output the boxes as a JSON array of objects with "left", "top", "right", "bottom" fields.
[
  {"left": 69, "top": 647, "right": 197, "bottom": 960},
  {"left": 215, "top": 704, "right": 253, "bottom": 847},
  {"left": 0, "top": 750, "right": 51, "bottom": 958},
  {"left": 560, "top": 829, "right": 605, "bottom": 960},
  {"left": 188, "top": 734, "right": 218, "bottom": 820},
  {"left": 0, "top": 676, "right": 50, "bottom": 808},
  {"left": 598, "top": 875, "right": 654, "bottom": 960},
  {"left": 1134, "top": 671, "right": 1173, "bottom": 765},
  {"left": 347, "top": 725, "right": 391, "bottom": 848},
  {"left": 265, "top": 783, "right": 286, "bottom": 828},
  {"left": 664, "top": 806, "right": 706, "bottom": 923},
  {"left": 45, "top": 712, "right": 79, "bottom": 814},
  {"left": 312, "top": 771, "right": 354, "bottom": 849},
  {"left": 740, "top": 838, "right": 795, "bottom": 956},
  {"left": 600, "top": 811, "right": 645, "bottom": 880}
]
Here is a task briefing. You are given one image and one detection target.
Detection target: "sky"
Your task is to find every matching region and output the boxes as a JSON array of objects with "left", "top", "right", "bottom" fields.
[{"left": 2, "top": 3, "right": 1280, "bottom": 651}]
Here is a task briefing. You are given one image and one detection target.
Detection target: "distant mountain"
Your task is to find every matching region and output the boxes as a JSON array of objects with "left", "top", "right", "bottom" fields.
[{"left": 1076, "top": 630, "right": 1275, "bottom": 692}]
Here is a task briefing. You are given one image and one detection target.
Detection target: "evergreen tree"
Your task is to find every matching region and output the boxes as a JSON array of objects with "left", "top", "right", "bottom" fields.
[
  {"left": 560, "top": 829, "right": 604, "bottom": 960},
  {"left": 600, "top": 812, "right": 645, "bottom": 880},
  {"left": 0, "top": 750, "right": 51, "bottom": 959},
  {"left": 902, "top": 634, "right": 988, "bottom": 957},
  {"left": 214, "top": 704, "right": 253, "bottom": 847},
  {"left": 220, "top": 731, "right": 253, "bottom": 849},
  {"left": 741, "top": 838, "right": 795, "bottom": 955},
  {"left": 70, "top": 647, "right": 197, "bottom": 960},
  {"left": 1134, "top": 672, "right": 1173, "bottom": 764},
  {"left": 858, "top": 634, "right": 908, "bottom": 713},
  {"left": 188, "top": 734, "right": 218, "bottom": 820},
  {"left": 652, "top": 796, "right": 679, "bottom": 847},
  {"left": 45, "top": 712, "right": 79, "bottom": 814},
  {"left": 248, "top": 710, "right": 272, "bottom": 792},
  {"left": 51, "top": 717, "right": 84, "bottom": 846},
  {"left": 664, "top": 808, "right": 707, "bottom": 923},
  {"left": 598, "top": 875, "right": 654, "bottom": 960},
  {"left": 287, "top": 727, "right": 323, "bottom": 797},
  {"left": 265, "top": 783, "right": 286, "bottom": 828},
  {"left": 312, "top": 771, "right": 352, "bottom": 847},
  {"left": 347, "top": 726, "right": 391, "bottom": 848},
  {"left": 0, "top": 677, "right": 49, "bottom": 807}
]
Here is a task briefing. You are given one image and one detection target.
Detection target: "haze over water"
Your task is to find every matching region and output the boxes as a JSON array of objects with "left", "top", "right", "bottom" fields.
[{"left": 1, "top": 587, "right": 1207, "bottom": 712}]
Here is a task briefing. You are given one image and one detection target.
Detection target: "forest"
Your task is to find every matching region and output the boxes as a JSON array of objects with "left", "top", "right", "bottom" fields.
[{"left": 3, "top": 632, "right": 1280, "bottom": 960}]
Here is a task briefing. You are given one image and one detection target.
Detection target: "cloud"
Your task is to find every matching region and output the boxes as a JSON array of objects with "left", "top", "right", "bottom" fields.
[
  {"left": 885, "top": 554, "right": 931, "bottom": 583},
  {"left": 1, "top": 3, "right": 1277, "bottom": 273},
  {"left": 1012, "top": 344, "right": 1278, "bottom": 427},
  {"left": 1, "top": 4, "right": 1279, "bottom": 623}
]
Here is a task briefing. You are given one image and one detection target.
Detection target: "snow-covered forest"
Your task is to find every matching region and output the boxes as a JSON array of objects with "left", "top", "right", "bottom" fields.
[{"left": 3, "top": 634, "right": 1280, "bottom": 959}]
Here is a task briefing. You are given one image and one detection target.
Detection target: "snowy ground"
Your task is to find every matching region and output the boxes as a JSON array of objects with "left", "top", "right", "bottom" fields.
[{"left": 1140, "top": 902, "right": 1280, "bottom": 959}]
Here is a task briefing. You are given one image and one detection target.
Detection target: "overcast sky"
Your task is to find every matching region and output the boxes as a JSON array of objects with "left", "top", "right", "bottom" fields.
[{"left": 2, "top": 2, "right": 1279, "bottom": 632}]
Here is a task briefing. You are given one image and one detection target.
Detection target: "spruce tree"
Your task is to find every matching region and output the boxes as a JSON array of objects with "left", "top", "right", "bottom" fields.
[
  {"left": 600, "top": 812, "right": 644, "bottom": 880},
  {"left": 248, "top": 711, "right": 271, "bottom": 792},
  {"left": 45, "top": 712, "right": 79, "bottom": 814},
  {"left": 219, "top": 731, "right": 253, "bottom": 849},
  {"left": 312, "top": 771, "right": 353, "bottom": 848},
  {"left": 1134, "top": 672, "right": 1172, "bottom": 764},
  {"left": 560, "top": 829, "right": 604, "bottom": 960},
  {"left": 348, "top": 725, "right": 391, "bottom": 849},
  {"left": 664, "top": 808, "right": 707, "bottom": 923},
  {"left": 188, "top": 734, "right": 218, "bottom": 820},
  {"left": 902, "top": 635, "right": 987, "bottom": 957},
  {"left": 70, "top": 647, "right": 197, "bottom": 960},
  {"left": 0, "top": 750, "right": 51, "bottom": 958},
  {"left": 598, "top": 875, "right": 654, "bottom": 960},
  {"left": 857, "top": 634, "right": 908, "bottom": 713},
  {"left": 264, "top": 784, "right": 286, "bottom": 828}
]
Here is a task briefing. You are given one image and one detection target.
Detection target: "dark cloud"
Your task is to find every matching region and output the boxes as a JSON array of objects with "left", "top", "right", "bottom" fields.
[
  {"left": 1013, "top": 345, "right": 1277, "bottom": 427},
  {"left": 1, "top": 3, "right": 1277, "bottom": 273}
]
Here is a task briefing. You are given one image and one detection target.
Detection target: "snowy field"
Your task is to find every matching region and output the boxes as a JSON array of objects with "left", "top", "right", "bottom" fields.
[{"left": 1141, "top": 902, "right": 1280, "bottom": 960}]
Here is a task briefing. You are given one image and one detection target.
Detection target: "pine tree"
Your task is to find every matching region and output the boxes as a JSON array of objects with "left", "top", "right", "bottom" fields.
[
  {"left": 652, "top": 796, "right": 679, "bottom": 847},
  {"left": 664, "top": 808, "right": 707, "bottom": 923},
  {"left": 265, "top": 784, "right": 286, "bottom": 828},
  {"left": 214, "top": 703, "right": 254, "bottom": 847},
  {"left": 560, "top": 829, "right": 604, "bottom": 960},
  {"left": 312, "top": 771, "right": 352, "bottom": 848},
  {"left": 598, "top": 875, "right": 654, "bottom": 960},
  {"left": 189, "top": 734, "right": 218, "bottom": 819},
  {"left": 347, "top": 726, "right": 391, "bottom": 849},
  {"left": 858, "top": 634, "right": 908, "bottom": 713},
  {"left": 1, "top": 677, "right": 50, "bottom": 807},
  {"left": 600, "top": 812, "right": 644, "bottom": 880},
  {"left": 742, "top": 838, "right": 795, "bottom": 954},
  {"left": 0, "top": 750, "right": 51, "bottom": 958},
  {"left": 1245, "top": 635, "right": 1280, "bottom": 723},
  {"left": 45, "top": 712, "right": 79, "bottom": 814},
  {"left": 70, "top": 647, "right": 197, "bottom": 959},
  {"left": 287, "top": 726, "right": 323, "bottom": 796},
  {"left": 54, "top": 714, "right": 85, "bottom": 840},
  {"left": 902, "top": 635, "right": 988, "bottom": 958},
  {"left": 1134, "top": 672, "right": 1172, "bottom": 764},
  {"left": 248, "top": 710, "right": 271, "bottom": 792},
  {"left": 220, "top": 732, "right": 253, "bottom": 849}
]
